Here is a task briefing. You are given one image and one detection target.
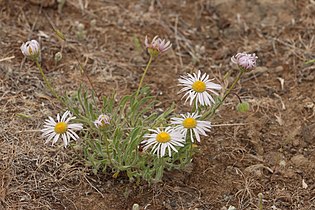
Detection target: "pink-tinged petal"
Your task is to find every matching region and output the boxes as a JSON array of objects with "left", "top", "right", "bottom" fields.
[
  {"left": 152, "top": 35, "right": 159, "bottom": 42},
  {"left": 231, "top": 52, "right": 258, "bottom": 70},
  {"left": 159, "top": 39, "right": 165, "bottom": 48},
  {"left": 145, "top": 35, "right": 172, "bottom": 55}
]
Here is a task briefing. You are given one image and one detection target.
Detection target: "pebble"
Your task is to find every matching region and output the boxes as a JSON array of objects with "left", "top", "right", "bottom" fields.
[{"left": 290, "top": 154, "right": 309, "bottom": 167}]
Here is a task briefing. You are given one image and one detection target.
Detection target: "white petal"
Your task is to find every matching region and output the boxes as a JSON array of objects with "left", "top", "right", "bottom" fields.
[
  {"left": 62, "top": 134, "right": 68, "bottom": 147},
  {"left": 194, "top": 129, "right": 201, "bottom": 142},
  {"left": 161, "top": 143, "right": 166, "bottom": 157},
  {"left": 68, "top": 123, "right": 83, "bottom": 130},
  {"left": 45, "top": 132, "right": 56, "bottom": 144},
  {"left": 52, "top": 134, "right": 60, "bottom": 145}
]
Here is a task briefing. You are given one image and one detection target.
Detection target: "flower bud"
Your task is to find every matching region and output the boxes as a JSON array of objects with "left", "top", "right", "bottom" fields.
[
  {"left": 236, "top": 102, "right": 250, "bottom": 112},
  {"left": 145, "top": 35, "right": 172, "bottom": 58},
  {"left": 54, "top": 51, "right": 63, "bottom": 63},
  {"left": 94, "top": 114, "right": 111, "bottom": 128},
  {"left": 231, "top": 52, "right": 258, "bottom": 71},
  {"left": 132, "top": 204, "right": 140, "bottom": 210},
  {"left": 20, "top": 40, "right": 41, "bottom": 61},
  {"left": 75, "top": 22, "right": 86, "bottom": 40},
  {"left": 57, "top": 0, "right": 66, "bottom": 13}
]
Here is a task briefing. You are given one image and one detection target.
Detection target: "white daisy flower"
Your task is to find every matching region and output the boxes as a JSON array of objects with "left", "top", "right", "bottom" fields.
[
  {"left": 20, "top": 40, "right": 41, "bottom": 61},
  {"left": 94, "top": 114, "right": 111, "bottom": 128},
  {"left": 141, "top": 127, "right": 185, "bottom": 157},
  {"left": 41, "top": 110, "right": 83, "bottom": 147},
  {"left": 171, "top": 112, "right": 211, "bottom": 143},
  {"left": 178, "top": 70, "right": 222, "bottom": 108}
]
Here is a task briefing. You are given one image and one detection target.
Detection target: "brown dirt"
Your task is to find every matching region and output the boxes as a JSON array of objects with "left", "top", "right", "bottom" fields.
[{"left": 1, "top": 0, "right": 315, "bottom": 209}]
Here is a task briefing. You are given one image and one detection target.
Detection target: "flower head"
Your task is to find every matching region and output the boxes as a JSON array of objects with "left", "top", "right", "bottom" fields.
[
  {"left": 94, "top": 114, "right": 111, "bottom": 128},
  {"left": 231, "top": 52, "right": 258, "bottom": 70},
  {"left": 141, "top": 127, "right": 185, "bottom": 157},
  {"left": 20, "top": 40, "right": 41, "bottom": 61},
  {"left": 178, "top": 70, "right": 222, "bottom": 108},
  {"left": 145, "top": 35, "right": 172, "bottom": 57},
  {"left": 171, "top": 112, "right": 211, "bottom": 143},
  {"left": 41, "top": 111, "right": 83, "bottom": 147}
]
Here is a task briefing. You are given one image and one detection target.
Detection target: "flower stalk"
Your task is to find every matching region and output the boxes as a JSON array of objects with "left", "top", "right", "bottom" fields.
[
  {"left": 201, "top": 52, "right": 258, "bottom": 119},
  {"left": 76, "top": 60, "right": 101, "bottom": 103},
  {"left": 35, "top": 59, "right": 63, "bottom": 103},
  {"left": 136, "top": 55, "right": 153, "bottom": 96},
  {"left": 136, "top": 35, "right": 172, "bottom": 96},
  {"left": 201, "top": 67, "right": 245, "bottom": 120}
]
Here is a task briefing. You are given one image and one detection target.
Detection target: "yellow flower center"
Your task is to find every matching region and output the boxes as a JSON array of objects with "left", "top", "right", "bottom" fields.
[
  {"left": 28, "top": 47, "right": 33, "bottom": 55},
  {"left": 183, "top": 117, "right": 197, "bottom": 129},
  {"left": 148, "top": 48, "right": 160, "bottom": 58},
  {"left": 54, "top": 122, "right": 68, "bottom": 134},
  {"left": 100, "top": 121, "right": 109, "bottom": 127},
  {"left": 192, "top": 80, "right": 206, "bottom": 92},
  {"left": 156, "top": 131, "right": 171, "bottom": 143}
]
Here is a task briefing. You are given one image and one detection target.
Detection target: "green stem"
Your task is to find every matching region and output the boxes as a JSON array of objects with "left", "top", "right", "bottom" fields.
[
  {"left": 258, "top": 193, "right": 263, "bottom": 210},
  {"left": 305, "top": 59, "right": 315, "bottom": 64},
  {"left": 188, "top": 141, "right": 193, "bottom": 161},
  {"left": 102, "top": 132, "right": 113, "bottom": 166},
  {"left": 77, "top": 61, "right": 101, "bottom": 103},
  {"left": 35, "top": 60, "right": 63, "bottom": 103},
  {"left": 136, "top": 56, "right": 153, "bottom": 96},
  {"left": 155, "top": 157, "right": 165, "bottom": 180},
  {"left": 202, "top": 67, "right": 245, "bottom": 119}
]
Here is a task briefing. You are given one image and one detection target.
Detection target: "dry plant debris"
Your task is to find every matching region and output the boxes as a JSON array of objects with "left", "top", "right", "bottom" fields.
[{"left": 1, "top": 0, "right": 315, "bottom": 209}]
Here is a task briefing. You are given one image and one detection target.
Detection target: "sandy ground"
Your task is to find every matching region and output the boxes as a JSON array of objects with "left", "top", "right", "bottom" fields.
[{"left": 1, "top": 0, "right": 315, "bottom": 209}]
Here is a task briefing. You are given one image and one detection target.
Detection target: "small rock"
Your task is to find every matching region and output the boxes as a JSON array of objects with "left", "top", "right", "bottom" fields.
[
  {"left": 302, "top": 124, "right": 315, "bottom": 144},
  {"left": 302, "top": 179, "right": 308, "bottom": 189},
  {"left": 259, "top": 0, "right": 285, "bottom": 4},
  {"left": 292, "top": 138, "right": 300, "bottom": 147},
  {"left": 265, "top": 151, "right": 284, "bottom": 166},
  {"left": 291, "top": 154, "right": 309, "bottom": 167},
  {"left": 282, "top": 168, "right": 296, "bottom": 178},
  {"left": 29, "top": 0, "right": 56, "bottom": 7},
  {"left": 275, "top": 66, "right": 284, "bottom": 72}
]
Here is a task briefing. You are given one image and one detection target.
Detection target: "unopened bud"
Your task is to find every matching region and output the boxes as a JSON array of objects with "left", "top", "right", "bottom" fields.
[
  {"left": 54, "top": 52, "right": 63, "bottom": 63},
  {"left": 20, "top": 40, "right": 41, "bottom": 62},
  {"left": 94, "top": 114, "right": 111, "bottom": 128},
  {"left": 145, "top": 35, "right": 172, "bottom": 58},
  {"left": 75, "top": 22, "right": 86, "bottom": 40},
  {"left": 231, "top": 52, "right": 258, "bottom": 71},
  {"left": 77, "top": 23, "right": 85, "bottom": 31},
  {"left": 132, "top": 204, "right": 140, "bottom": 210},
  {"left": 57, "top": 0, "right": 66, "bottom": 14},
  {"left": 236, "top": 102, "right": 250, "bottom": 112},
  {"left": 90, "top": 19, "right": 97, "bottom": 28}
]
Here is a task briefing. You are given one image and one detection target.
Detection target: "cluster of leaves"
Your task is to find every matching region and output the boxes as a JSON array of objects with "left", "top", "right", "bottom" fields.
[{"left": 65, "top": 87, "right": 193, "bottom": 183}]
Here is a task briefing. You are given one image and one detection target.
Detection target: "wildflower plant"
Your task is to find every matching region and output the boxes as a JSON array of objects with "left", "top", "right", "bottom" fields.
[{"left": 21, "top": 33, "right": 257, "bottom": 182}]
